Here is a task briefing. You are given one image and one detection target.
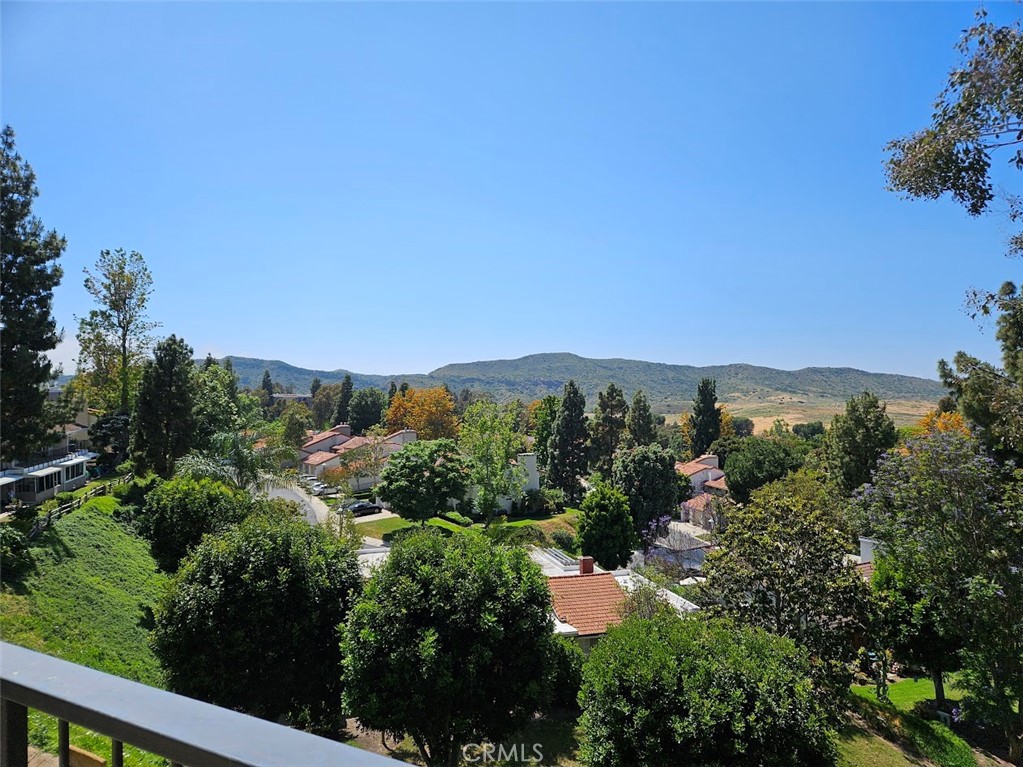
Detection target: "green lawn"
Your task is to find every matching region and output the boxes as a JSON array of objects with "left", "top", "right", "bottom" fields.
[
  {"left": 0, "top": 496, "right": 168, "bottom": 767},
  {"left": 354, "top": 515, "right": 463, "bottom": 541},
  {"left": 836, "top": 722, "right": 924, "bottom": 767},
  {"left": 852, "top": 677, "right": 964, "bottom": 712}
]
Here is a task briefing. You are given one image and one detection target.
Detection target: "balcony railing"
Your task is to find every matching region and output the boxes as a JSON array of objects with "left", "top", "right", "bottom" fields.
[{"left": 0, "top": 642, "right": 404, "bottom": 767}]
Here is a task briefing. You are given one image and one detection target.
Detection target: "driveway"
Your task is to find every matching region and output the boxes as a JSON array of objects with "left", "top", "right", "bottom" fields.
[{"left": 268, "top": 486, "right": 330, "bottom": 526}]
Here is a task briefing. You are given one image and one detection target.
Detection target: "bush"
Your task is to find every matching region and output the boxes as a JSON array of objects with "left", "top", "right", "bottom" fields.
[
  {"left": 547, "top": 635, "right": 584, "bottom": 711},
  {"left": 484, "top": 522, "right": 550, "bottom": 547},
  {"left": 580, "top": 614, "right": 836, "bottom": 767},
  {"left": 0, "top": 525, "right": 30, "bottom": 574},
  {"left": 550, "top": 529, "right": 577, "bottom": 553},
  {"left": 139, "top": 477, "right": 252, "bottom": 571},
  {"left": 112, "top": 474, "right": 161, "bottom": 510},
  {"left": 54, "top": 492, "right": 75, "bottom": 508},
  {"left": 441, "top": 511, "right": 473, "bottom": 527}
]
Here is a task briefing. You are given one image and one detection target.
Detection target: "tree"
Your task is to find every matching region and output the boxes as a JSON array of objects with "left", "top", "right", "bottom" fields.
[
  {"left": 310, "top": 382, "right": 342, "bottom": 428},
  {"left": 191, "top": 362, "right": 239, "bottom": 449},
  {"left": 154, "top": 511, "right": 361, "bottom": 733},
  {"left": 821, "top": 392, "right": 897, "bottom": 496},
  {"left": 130, "top": 335, "right": 196, "bottom": 477},
  {"left": 0, "top": 125, "right": 65, "bottom": 463},
  {"left": 579, "top": 614, "right": 836, "bottom": 767},
  {"left": 578, "top": 481, "right": 637, "bottom": 570},
  {"left": 89, "top": 412, "right": 131, "bottom": 470},
  {"left": 587, "top": 383, "right": 629, "bottom": 476},
  {"left": 347, "top": 387, "right": 388, "bottom": 434},
  {"left": 384, "top": 386, "right": 459, "bottom": 440},
  {"left": 138, "top": 476, "right": 252, "bottom": 570},
  {"left": 279, "top": 401, "right": 313, "bottom": 447},
  {"left": 376, "top": 439, "right": 467, "bottom": 524},
  {"left": 860, "top": 431, "right": 1023, "bottom": 759},
  {"left": 546, "top": 381, "right": 588, "bottom": 505},
  {"left": 885, "top": 10, "right": 1023, "bottom": 264},
  {"left": 624, "top": 390, "right": 656, "bottom": 447},
  {"left": 387, "top": 380, "right": 397, "bottom": 403},
  {"left": 260, "top": 369, "right": 274, "bottom": 403},
  {"left": 726, "top": 436, "right": 803, "bottom": 504},
  {"left": 76, "top": 249, "right": 158, "bottom": 414},
  {"left": 459, "top": 401, "right": 526, "bottom": 523},
  {"left": 792, "top": 421, "right": 825, "bottom": 441},
  {"left": 341, "top": 529, "right": 556, "bottom": 767},
  {"left": 611, "top": 444, "right": 679, "bottom": 545},
  {"left": 529, "top": 395, "right": 560, "bottom": 479},
  {"left": 174, "top": 431, "right": 296, "bottom": 494},
  {"left": 309, "top": 377, "right": 321, "bottom": 398},
  {"left": 700, "top": 472, "right": 868, "bottom": 690},
  {"left": 334, "top": 373, "right": 354, "bottom": 425},
  {"left": 689, "top": 377, "right": 721, "bottom": 456},
  {"left": 732, "top": 416, "right": 755, "bottom": 437}
]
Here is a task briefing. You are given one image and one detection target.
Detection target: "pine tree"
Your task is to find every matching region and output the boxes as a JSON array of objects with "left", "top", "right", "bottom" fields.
[
  {"left": 310, "top": 377, "right": 322, "bottom": 398},
  {"left": 1, "top": 125, "right": 65, "bottom": 462},
  {"left": 547, "top": 380, "right": 588, "bottom": 504},
  {"left": 588, "top": 383, "right": 629, "bottom": 476},
  {"left": 260, "top": 369, "right": 274, "bottom": 401},
  {"left": 690, "top": 377, "right": 721, "bottom": 457},
  {"left": 334, "top": 373, "right": 354, "bottom": 425},
  {"left": 625, "top": 390, "right": 657, "bottom": 447},
  {"left": 387, "top": 381, "right": 397, "bottom": 403},
  {"left": 131, "top": 335, "right": 197, "bottom": 477}
]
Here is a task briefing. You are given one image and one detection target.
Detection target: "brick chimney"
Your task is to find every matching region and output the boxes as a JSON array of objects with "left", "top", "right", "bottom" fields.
[{"left": 579, "top": 556, "right": 594, "bottom": 575}]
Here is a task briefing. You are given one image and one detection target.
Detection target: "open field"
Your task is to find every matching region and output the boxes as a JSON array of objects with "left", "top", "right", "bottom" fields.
[{"left": 664, "top": 397, "right": 936, "bottom": 432}]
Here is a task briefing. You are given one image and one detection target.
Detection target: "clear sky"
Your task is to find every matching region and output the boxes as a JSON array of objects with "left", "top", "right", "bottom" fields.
[{"left": 3, "top": 1, "right": 1018, "bottom": 379}]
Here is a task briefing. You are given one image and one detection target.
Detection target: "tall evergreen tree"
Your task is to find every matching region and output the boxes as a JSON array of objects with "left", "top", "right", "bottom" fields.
[
  {"left": 625, "top": 390, "right": 657, "bottom": 447},
  {"left": 387, "top": 380, "right": 397, "bottom": 403},
  {"left": 0, "top": 125, "right": 65, "bottom": 462},
  {"left": 131, "top": 335, "right": 197, "bottom": 477},
  {"left": 821, "top": 391, "right": 897, "bottom": 495},
  {"left": 309, "top": 376, "right": 322, "bottom": 398},
  {"left": 547, "top": 380, "right": 588, "bottom": 504},
  {"left": 588, "top": 383, "right": 629, "bottom": 476},
  {"left": 334, "top": 373, "right": 354, "bottom": 425},
  {"left": 260, "top": 369, "right": 274, "bottom": 401},
  {"left": 690, "top": 377, "right": 721, "bottom": 457},
  {"left": 531, "top": 395, "right": 560, "bottom": 480}
]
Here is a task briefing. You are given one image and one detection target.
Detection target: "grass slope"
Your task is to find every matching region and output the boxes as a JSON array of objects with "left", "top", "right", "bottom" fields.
[
  {"left": 222, "top": 352, "right": 945, "bottom": 413},
  {"left": 0, "top": 496, "right": 168, "bottom": 766}
]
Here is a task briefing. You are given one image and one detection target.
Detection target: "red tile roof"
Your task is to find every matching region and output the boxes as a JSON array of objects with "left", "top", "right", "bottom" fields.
[
  {"left": 856, "top": 562, "right": 875, "bottom": 582},
  {"left": 676, "top": 459, "right": 714, "bottom": 476},
  {"left": 303, "top": 451, "right": 338, "bottom": 466},
  {"left": 685, "top": 492, "right": 715, "bottom": 511},
  {"left": 334, "top": 436, "right": 374, "bottom": 453},
  {"left": 705, "top": 476, "right": 729, "bottom": 492},
  {"left": 547, "top": 573, "right": 626, "bottom": 637}
]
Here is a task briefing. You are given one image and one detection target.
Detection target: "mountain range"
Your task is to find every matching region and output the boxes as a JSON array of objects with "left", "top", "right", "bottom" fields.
[{"left": 222, "top": 353, "right": 946, "bottom": 414}]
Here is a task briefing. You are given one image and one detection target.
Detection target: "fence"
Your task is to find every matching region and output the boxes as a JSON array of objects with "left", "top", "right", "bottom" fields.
[
  {"left": 0, "top": 642, "right": 402, "bottom": 767},
  {"left": 27, "top": 473, "right": 134, "bottom": 539}
]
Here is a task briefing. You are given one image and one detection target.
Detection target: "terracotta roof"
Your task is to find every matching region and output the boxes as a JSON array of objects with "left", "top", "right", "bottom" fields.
[
  {"left": 856, "top": 562, "right": 875, "bottom": 582},
  {"left": 303, "top": 451, "right": 338, "bottom": 466},
  {"left": 685, "top": 492, "right": 715, "bottom": 511},
  {"left": 251, "top": 438, "right": 268, "bottom": 451},
  {"left": 705, "top": 476, "right": 729, "bottom": 492},
  {"left": 547, "top": 573, "right": 626, "bottom": 637},
  {"left": 302, "top": 430, "right": 338, "bottom": 449},
  {"left": 676, "top": 459, "right": 715, "bottom": 476},
  {"left": 335, "top": 436, "right": 374, "bottom": 453}
]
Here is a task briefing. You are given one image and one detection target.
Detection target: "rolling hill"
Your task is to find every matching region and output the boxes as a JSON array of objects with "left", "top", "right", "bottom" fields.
[{"left": 223, "top": 352, "right": 946, "bottom": 416}]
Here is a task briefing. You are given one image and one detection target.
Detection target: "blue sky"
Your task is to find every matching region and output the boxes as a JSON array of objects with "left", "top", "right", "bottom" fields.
[{"left": 3, "top": 1, "right": 1018, "bottom": 379}]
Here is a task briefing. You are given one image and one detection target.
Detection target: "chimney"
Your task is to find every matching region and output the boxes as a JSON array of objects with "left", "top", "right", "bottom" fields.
[{"left": 579, "top": 556, "right": 594, "bottom": 575}]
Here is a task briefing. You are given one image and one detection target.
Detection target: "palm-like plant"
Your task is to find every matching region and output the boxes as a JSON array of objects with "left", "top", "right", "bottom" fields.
[{"left": 175, "top": 432, "right": 297, "bottom": 494}]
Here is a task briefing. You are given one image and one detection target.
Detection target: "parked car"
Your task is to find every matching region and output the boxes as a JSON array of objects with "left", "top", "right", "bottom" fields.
[{"left": 343, "top": 500, "right": 382, "bottom": 517}]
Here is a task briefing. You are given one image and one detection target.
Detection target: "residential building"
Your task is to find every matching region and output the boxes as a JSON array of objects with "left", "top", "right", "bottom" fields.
[{"left": 1, "top": 451, "right": 97, "bottom": 505}]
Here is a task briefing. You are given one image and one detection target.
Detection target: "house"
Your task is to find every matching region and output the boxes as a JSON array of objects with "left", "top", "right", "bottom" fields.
[
  {"left": 546, "top": 557, "right": 626, "bottom": 652},
  {"left": 851, "top": 536, "right": 881, "bottom": 582},
  {"left": 1, "top": 451, "right": 97, "bottom": 505},
  {"left": 299, "top": 424, "right": 352, "bottom": 458},
  {"left": 462, "top": 452, "right": 540, "bottom": 514},
  {"left": 300, "top": 450, "right": 340, "bottom": 477},
  {"left": 675, "top": 454, "right": 725, "bottom": 494}
]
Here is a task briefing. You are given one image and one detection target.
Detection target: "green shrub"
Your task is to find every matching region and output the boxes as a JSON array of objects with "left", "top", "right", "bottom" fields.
[
  {"left": 547, "top": 635, "right": 584, "bottom": 711},
  {"left": 550, "top": 529, "right": 577, "bottom": 553},
  {"left": 0, "top": 525, "right": 30, "bottom": 574},
  {"left": 54, "top": 492, "right": 75, "bottom": 508},
  {"left": 112, "top": 474, "right": 161, "bottom": 509},
  {"left": 441, "top": 511, "right": 473, "bottom": 527}
]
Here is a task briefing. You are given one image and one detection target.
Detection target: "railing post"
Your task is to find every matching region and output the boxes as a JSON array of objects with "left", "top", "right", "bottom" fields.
[
  {"left": 111, "top": 740, "right": 123, "bottom": 767},
  {"left": 58, "top": 719, "right": 69, "bottom": 767},
  {"left": 0, "top": 698, "right": 28, "bottom": 767}
]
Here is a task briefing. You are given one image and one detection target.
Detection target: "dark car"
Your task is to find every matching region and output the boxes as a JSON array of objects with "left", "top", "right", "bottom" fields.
[{"left": 343, "top": 500, "right": 382, "bottom": 517}]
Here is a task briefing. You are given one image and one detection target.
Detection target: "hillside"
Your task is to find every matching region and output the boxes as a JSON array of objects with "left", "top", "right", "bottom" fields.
[{"left": 224, "top": 352, "right": 946, "bottom": 414}]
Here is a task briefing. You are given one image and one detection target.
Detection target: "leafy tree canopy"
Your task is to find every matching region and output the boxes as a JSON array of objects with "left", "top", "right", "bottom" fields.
[
  {"left": 578, "top": 480, "right": 637, "bottom": 570},
  {"left": 377, "top": 439, "right": 468, "bottom": 524}
]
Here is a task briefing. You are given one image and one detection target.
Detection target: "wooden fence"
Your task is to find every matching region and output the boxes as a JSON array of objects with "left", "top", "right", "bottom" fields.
[{"left": 27, "top": 473, "right": 134, "bottom": 539}]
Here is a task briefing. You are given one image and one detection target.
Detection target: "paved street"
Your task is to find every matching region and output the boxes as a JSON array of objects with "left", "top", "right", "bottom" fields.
[{"left": 268, "top": 486, "right": 330, "bottom": 526}]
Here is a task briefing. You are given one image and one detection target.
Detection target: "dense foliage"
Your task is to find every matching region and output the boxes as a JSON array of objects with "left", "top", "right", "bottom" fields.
[
  {"left": 820, "top": 392, "right": 897, "bottom": 496},
  {"left": 377, "top": 439, "right": 468, "bottom": 524},
  {"left": 588, "top": 383, "right": 628, "bottom": 476},
  {"left": 130, "top": 335, "right": 197, "bottom": 477},
  {"left": 689, "top": 377, "right": 721, "bottom": 457},
  {"left": 725, "top": 436, "right": 804, "bottom": 503},
  {"left": 341, "top": 530, "right": 556, "bottom": 767},
  {"left": 546, "top": 380, "right": 588, "bottom": 504},
  {"left": 153, "top": 511, "right": 361, "bottom": 733},
  {"left": 579, "top": 614, "right": 836, "bottom": 767},
  {"left": 578, "top": 480, "right": 636, "bottom": 569},
  {"left": 611, "top": 444, "right": 679, "bottom": 545}
]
